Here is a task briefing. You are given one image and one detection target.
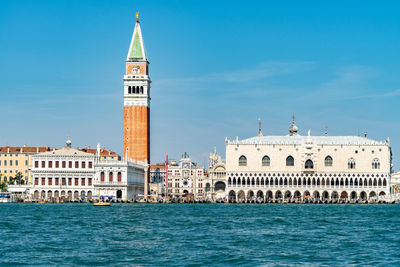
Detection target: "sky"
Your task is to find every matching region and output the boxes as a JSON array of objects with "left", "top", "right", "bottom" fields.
[{"left": 0, "top": 0, "right": 399, "bottom": 170}]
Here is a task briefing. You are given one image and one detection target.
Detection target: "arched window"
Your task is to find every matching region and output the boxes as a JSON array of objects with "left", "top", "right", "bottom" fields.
[
  {"left": 140, "top": 86, "right": 144, "bottom": 94},
  {"left": 372, "top": 158, "right": 380, "bottom": 169},
  {"left": 305, "top": 159, "right": 314, "bottom": 169},
  {"left": 325, "top": 156, "right": 333, "bottom": 167},
  {"left": 348, "top": 158, "right": 356, "bottom": 169},
  {"left": 128, "top": 86, "right": 132, "bottom": 94},
  {"left": 286, "top": 156, "right": 294, "bottom": 166},
  {"left": 100, "top": 172, "right": 105, "bottom": 182},
  {"left": 239, "top": 156, "right": 247, "bottom": 166},
  {"left": 117, "top": 172, "right": 122, "bottom": 182},
  {"left": 228, "top": 177, "right": 232, "bottom": 186},
  {"left": 262, "top": 155, "right": 270, "bottom": 166},
  {"left": 109, "top": 172, "right": 113, "bottom": 182}
]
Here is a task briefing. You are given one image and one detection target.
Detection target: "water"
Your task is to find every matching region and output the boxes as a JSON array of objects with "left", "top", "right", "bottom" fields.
[{"left": 1, "top": 204, "right": 400, "bottom": 266}]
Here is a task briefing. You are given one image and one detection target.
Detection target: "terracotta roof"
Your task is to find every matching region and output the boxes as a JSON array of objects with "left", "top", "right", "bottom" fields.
[
  {"left": 150, "top": 164, "right": 165, "bottom": 170},
  {"left": 79, "top": 147, "right": 119, "bottom": 157},
  {"left": 0, "top": 146, "right": 53, "bottom": 153}
]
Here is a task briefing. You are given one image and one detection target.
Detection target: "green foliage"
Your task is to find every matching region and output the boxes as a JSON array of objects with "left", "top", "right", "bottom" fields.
[{"left": 0, "top": 182, "right": 7, "bottom": 192}]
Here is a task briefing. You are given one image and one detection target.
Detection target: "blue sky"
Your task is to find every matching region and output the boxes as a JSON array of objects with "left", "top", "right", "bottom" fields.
[{"left": 0, "top": 0, "right": 399, "bottom": 170}]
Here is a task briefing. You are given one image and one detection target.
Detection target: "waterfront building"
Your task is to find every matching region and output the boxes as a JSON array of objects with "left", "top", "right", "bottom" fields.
[
  {"left": 94, "top": 154, "right": 146, "bottom": 201},
  {"left": 225, "top": 118, "right": 392, "bottom": 202},
  {"left": 149, "top": 154, "right": 210, "bottom": 200},
  {"left": 208, "top": 148, "right": 227, "bottom": 200},
  {"left": 30, "top": 139, "right": 96, "bottom": 201},
  {"left": 0, "top": 146, "right": 52, "bottom": 184},
  {"left": 391, "top": 170, "right": 400, "bottom": 200}
]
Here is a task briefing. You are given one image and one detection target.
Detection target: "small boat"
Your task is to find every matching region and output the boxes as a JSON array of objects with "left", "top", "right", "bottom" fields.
[
  {"left": 38, "top": 200, "right": 46, "bottom": 204},
  {"left": 94, "top": 195, "right": 110, "bottom": 206}
]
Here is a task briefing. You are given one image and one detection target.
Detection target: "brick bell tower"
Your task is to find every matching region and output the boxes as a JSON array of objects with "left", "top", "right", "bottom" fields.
[{"left": 123, "top": 13, "right": 151, "bottom": 167}]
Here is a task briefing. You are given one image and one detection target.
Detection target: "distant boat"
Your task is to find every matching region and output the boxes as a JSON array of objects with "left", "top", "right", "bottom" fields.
[{"left": 94, "top": 194, "right": 110, "bottom": 206}]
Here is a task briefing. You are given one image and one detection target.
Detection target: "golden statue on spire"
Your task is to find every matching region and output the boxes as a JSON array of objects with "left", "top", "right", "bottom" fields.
[{"left": 136, "top": 12, "right": 139, "bottom": 22}]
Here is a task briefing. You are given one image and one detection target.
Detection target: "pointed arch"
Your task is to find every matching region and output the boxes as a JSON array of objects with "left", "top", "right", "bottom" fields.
[
  {"left": 286, "top": 156, "right": 294, "bottom": 166},
  {"left": 262, "top": 155, "right": 270, "bottom": 166},
  {"left": 239, "top": 155, "right": 247, "bottom": 166},
  {"left": 324, "top": 156, "right": 333, "bottom": 166}
]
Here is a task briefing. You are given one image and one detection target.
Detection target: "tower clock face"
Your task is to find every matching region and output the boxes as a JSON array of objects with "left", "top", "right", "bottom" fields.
[{"left": 131, "top": 66, "right": 140, "bottom": 74}]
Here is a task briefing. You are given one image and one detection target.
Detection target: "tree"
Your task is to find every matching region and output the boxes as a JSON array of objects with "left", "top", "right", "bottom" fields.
[
  {"left": 12, "top": 172, "right": 24, "bottom": 185},
  {"left": 0, "top": 174, "right": 6, "bottom": 192}
]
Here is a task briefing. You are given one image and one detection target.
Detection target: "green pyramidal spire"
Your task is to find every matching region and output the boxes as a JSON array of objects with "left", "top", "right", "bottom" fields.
[{"left": 127, "top": 13, "right": 146, "bottom": 60}]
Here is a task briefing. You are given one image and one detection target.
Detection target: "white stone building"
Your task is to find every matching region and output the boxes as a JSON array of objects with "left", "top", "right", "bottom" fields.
[
  {"left": 225, "top": 119, "right": 392, "bottom": 202},
  {"left": 208, "top": 148, "right": 227, "bottom": 200},
  {"left": 150, "top": 153, "right": 210, "bottom": 200},
  {"left": 94, "top": 158, "right": 146, "bottom": 201},
  {"left": 29, "top": 139, "right": 146, "bottom": 201},
  {"left": 31, "top": 139, "right": 95, "bottom": 201},
  {"left": 391, "top": 170, "right": 400, "bottom": 200}
]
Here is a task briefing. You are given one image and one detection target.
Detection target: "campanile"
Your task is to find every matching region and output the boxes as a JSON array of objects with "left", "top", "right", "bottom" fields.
[{"left": 123, "top": 13, "right": 151, "bottom": 165}]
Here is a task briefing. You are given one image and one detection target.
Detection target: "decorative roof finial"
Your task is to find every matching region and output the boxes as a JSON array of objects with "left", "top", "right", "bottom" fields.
[
  {"left": 258, "top": 118, "right": 263, "bottom": 137},
  {"left": 325, "top": 125, "right": 328, "bottom": 136},
  {"left": 66, "top": 134, "right": 72, "bottom": 148},
  {"left": 289, "top": 113, "right": 298, "bottom": 136},
  {"left": 136, "top": 12, "right": 139, "bottom": 22},
  {"left": 292, "top": 113, "right": 295, "bottom": 126}
]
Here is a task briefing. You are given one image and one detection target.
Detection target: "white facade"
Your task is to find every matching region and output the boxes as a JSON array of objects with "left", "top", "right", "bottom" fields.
[
  {"left": 225, "top": 122, "right": 392, "bottom": 202},
  {"left": 208, "top": 148, "right": 227, "bottom": 200},
  {"left": 94, "top": 159, "right": 146, "bottom": 201},
  {"left": 29, "top": 140, "right": 146, "bottom": 202},
  {"left": 150, "top": 154, "right": 210, "bottom": 200},
  {"left": 391, "top": 171, "right": 400, "bottom": 200},
  {"left": 30, "top": 140, "right": 95, "bottom": 201}
]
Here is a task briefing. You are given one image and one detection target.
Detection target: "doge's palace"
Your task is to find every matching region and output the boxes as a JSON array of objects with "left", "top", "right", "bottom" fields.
[{"left": 225, "top": 118, "right": 392, "bottom": 202}]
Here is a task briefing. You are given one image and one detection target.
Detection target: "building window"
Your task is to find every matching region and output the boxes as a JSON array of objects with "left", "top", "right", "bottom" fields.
[
  {"left": 82, "top": 162, "right": 86, "bottom": 168},
  {"left": 75, "top": 178, "right": 78, "bottom": 186},
  {"left": 118, "top": 172, "right": 122, "bottom": 182},
  {"left": 239, "top": 155, "right": 247, "bottom": 166},
  {"left": 88, "top": 162, "right": 93, "bottom": 168},
  {"left": 109, "top": 172, "right": 113, "bottom": 182},
  {"left": 35, "top": 178, "right": 39, "bottom": 185},
  {"left": 305, "top": 159, "right": 314, "bottom": 169},
  {"left": 41, "top": 161, "right": 45, "bottom": 168},
  {"left": 68, "top": 161, "right": 72, "bottom": 168},
  {"left": 55, "top": 178, "right": 59, "bottom": 186},
  {"left": 372, "top": 158, "right": 380, "bottom": 169},
  {"left": 10, "top": 160, "right": 12, "bottom": 166},
  {"left": 15, "top": 160, "right": 18, "bottom": 166},
  {"left": 101, "top": 172, "right": 105, "bottom": 182},
  {"left": 75, "top": 161, "right": 79, "bottom": 168},
  {"left": 88, "top": 178, "right": 92, "bottom": 186},
  {"left": 48, "top": 161, "right": 52, "bottom": 168},
  {"left": 41, "top": 177, "right": 45, "bottom": 185},
  {"left": 68, "top": 178, "right": 72, "bottom": 186},
  {"left": 348, "top": 158, "right": 356, "bottom": 169},
  {"left": 55, "top": 161, "right": 59, "bottom": 168},
  {"left": 325, "top": 156, "right": 333, "bottom": 167},
  {"left": 25, "top": 160, "right": 28, "bottom": 166},
  {"left": 262, "top": 155, "right": 270, "bottom": 166},
  {"left": 81, "top": 178, "right": 85, "bottom": 186},
  {"left": 48, "top": 178, "right": 52, "bottom": 186},
  {"left": 62, "top": 161, "right": 66, "bottom": 168},
  {"left": 4, "top": 160, "right": 6, "bottom": 166},
  {"left": 286, "top": 156, "right": 294, "bottom": 166}
]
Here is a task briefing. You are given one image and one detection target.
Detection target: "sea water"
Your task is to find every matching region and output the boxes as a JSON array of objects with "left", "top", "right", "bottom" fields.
[{"left": 1, "top": 203, "right": 400, "bottom": 266}]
